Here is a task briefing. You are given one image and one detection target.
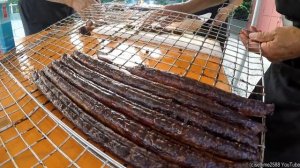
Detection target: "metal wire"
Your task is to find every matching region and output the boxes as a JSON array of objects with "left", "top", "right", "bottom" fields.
[{"left": 0, "top": 3, "right": 265, "bottom": 167}]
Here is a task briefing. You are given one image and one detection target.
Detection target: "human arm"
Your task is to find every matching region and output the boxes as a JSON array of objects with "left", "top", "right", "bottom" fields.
[
  {"left": 164, "top": 0, "right": 227, "bottom": 14},
  {"left": 240, "top": 26, "right": 300, "bottom": 62},
  {"left": 47, "top": 0, "right": 99, "bottom": 12},
  {"left": 142, "top": 0, "right": 226, "bottom": 28},
  {"left": 213, "top": 0, "right": 243, "bottom": 25}
]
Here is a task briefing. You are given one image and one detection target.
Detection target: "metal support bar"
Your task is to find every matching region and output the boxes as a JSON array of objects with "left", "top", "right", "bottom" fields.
[{"left": 251, "top": 0, "right": 261, "bottom": 26}]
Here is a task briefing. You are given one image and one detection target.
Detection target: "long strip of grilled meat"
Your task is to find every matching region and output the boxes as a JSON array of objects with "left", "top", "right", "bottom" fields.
[
  {"left": 73, "top": 51, "right": 264, "bottom": 133},
  {"left": 127, "top": 66, "right": 274, "bottom": 117},
  {"left": 51, "top": 60, "right": 257, "bottom": 161},
  {"left": 41, "top": 66, "right": 239, "bottom": 167},
  {"left": 33, "top": 72, "right": 175, "bottom": 168},
  {"left": 60, "top": 55, "right": 259, "bottom": 148}
]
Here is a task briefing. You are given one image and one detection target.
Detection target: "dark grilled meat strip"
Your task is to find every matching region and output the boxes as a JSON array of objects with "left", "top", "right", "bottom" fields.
[
  {"left": 33, "top": 72, "right": 174, "bottom": 168},
  {"left": 50, "top": 61, "right": 258, "bottom": 161},
  {"left": 60, "top": 55, "right": 259, "bottom": 148},
  {"left": 126, "top": 66, "right": 274, "bottom": 117},
  {"left": 41, "top": 67, "right": 236, "bottom": 167},
  {"left": 72, "top": 51, "right": 264, "bottom": 134}
]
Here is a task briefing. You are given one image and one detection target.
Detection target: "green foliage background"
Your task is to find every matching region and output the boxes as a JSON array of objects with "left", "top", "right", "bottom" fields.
[
  {"left": 233, "top": 0, "right": 252, "bottom": 20},
  {"left": 8, "top": 0, "right": 19, "bottom": 4}
]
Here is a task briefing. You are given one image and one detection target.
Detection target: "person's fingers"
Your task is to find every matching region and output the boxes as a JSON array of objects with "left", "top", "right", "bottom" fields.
[
  {"left": 240, "top": 30, "right": 249, "bottom": 43},
  {"left": 250, "top": 26, "right": 260, "bottom": 32},
  {"left": 260, "top": 41, "right": 282, "bottom": 62},
  {"left": 240, "top": 29, "right": 249, "bottom": 36},
  {"left": 241, "top": 27, "right": 264, "bottom": 51},
  {"left": 260, "top": 42, "right": 271, "bottom": 56},
  {"left": 213, "top": 13, "right": 227, "bottom": 26},
  {"left": 240, "top": 33, "right": 254, "bottom": 50},
  {"left": 240, "top": 32, "right": 261, "bottom": 53},
  {"left": 248, "top": 41, "right": 260, "bottom": 51},
  {"left": 249, "top": 31, "right": 275, "bottom": 42},
  {"left": 213, "top": 21, "right": 222, "bottom": 26},
  {"left": 214, "top": 13, "right": 221, "bottom": 20},
  {"left": 240, "top": 33, "right": 249, "bottom": 44},
  {"left": 240, "top": 26, "right": 260, "bottom": 38}
]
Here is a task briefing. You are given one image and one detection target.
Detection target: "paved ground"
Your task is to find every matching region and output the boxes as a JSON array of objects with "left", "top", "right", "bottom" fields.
[
  {"left": 11, "top": 13, "right": 25, "bottom": 41},
  {"left": 225, "top": 33, "right": 270, "bottom": 97}
]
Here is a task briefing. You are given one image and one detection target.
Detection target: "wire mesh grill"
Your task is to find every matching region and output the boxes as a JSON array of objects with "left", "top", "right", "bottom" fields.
[{"left": 0, "top": 3, "right": 265, "bottom": 167}]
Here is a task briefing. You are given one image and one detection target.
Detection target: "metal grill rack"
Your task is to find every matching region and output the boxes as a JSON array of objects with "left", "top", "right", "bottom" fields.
[{"left": 0, "top": 3, "right": 265, "bottom": 167}]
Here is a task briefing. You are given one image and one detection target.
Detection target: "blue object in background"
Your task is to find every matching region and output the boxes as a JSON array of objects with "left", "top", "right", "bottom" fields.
[{"left": 0, "top": 2, "right": 15, "bottom": 54}]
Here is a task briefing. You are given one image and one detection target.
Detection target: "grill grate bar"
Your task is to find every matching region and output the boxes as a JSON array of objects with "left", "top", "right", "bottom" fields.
[{"left": 0, "top": 3, "right": 265, "bottom": 167}]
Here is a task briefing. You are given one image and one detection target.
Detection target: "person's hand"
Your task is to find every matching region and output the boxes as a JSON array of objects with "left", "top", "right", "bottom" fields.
[
  {"left": 141, "top": 6, "right": 186, "bottom": 29},
  {"left": 69, "top": 0, "right": 98, "bottom": 12},
  {"left": 164, "top": 4, "right": 184, "bottom": 12},
  {"left": 241, "top": 26, "right": 300, "bottom": 62},
  {"left": 240, "top": 26, "right": 261, "bottom": 53},
  {"left": 213, "top": 7, "right": 231, "bottom": 26},
  {"left": 47, "top": 0, "right": 98, "bottom": 12}
]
